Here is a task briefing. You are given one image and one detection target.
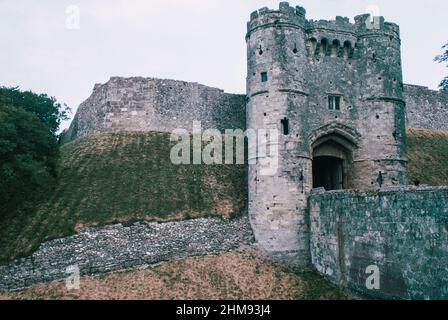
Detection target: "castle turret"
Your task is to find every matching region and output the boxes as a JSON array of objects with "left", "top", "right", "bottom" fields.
[
  {"left": 246, "top": 2, "right": 311, "bottom": 266},
  {"left": 351, "top": 14, "right": 408, "bottom": 187},
  {"left": 246, "top": 3, "right": 409, "bottom": 266}
]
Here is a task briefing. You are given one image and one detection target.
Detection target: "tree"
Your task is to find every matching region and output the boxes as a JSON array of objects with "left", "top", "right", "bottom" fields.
[
  {"left": 0, "top": 105, "right": 59, "bottom": 217},
  {"left": 0, "top": 86, "right": 68, "bottom": 217},
  {"left": 434, "top": 42, "right": 448, "bottom": 92},
  {"left": 0, "top": 87, "right": 70, "bottom": 136}
]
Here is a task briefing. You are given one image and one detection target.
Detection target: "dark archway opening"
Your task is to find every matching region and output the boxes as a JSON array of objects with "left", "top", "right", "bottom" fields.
[
  {"left": 313, "top": 156, "right": 345, "bottom": 190},
  {"left": 310, "top": 124, "right": 361, "bottom": 191}
]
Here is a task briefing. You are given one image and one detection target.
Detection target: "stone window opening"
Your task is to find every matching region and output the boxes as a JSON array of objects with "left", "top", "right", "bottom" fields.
[
  {"left": 308, "top": 38, "right": 318, "bottom": 57},
  {"left": 328, "top": 96, "right": 341, "bottom": 111},
  {"left": 344, "top": 41, "right": 354, "bottom": 59},
  {"left": 332, "top": 40, "right": 341, "bottom": 57},
  {"left": 293, "top": 43, "right": 298, "bottom": 54},
  {"left": 321, "top": 38, "right": 330, "bottom": 57},
  {"left": 261, "top": 72, "right": 268, "bottom": 82},
  {"left": 307, "top": 38, "right": 317, "bottom": 49},
  {"left": 281, "top": 118, "right": 290, "bottom": 135}
]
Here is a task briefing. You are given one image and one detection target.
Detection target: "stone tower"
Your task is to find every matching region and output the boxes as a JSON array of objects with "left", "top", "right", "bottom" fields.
[{"left": 246, "top": 2, "right": 408, "bottom": 265}]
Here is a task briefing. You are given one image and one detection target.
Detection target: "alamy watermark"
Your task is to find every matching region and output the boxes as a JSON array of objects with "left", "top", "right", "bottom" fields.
[
  {"left": 66, "top": 265, "right": 80, "bottom": 290},
  {"left": 65, "top": 5, "right": 81, "bottom": 30},
  {"left": 366, "top": 265, "right": 380, "bottom": 290},
  {"left": 365, "top": 5, "right": 381, "bottom": 30},
  {"left": 170, "top": 121, "right": 279, "bottom": 176}
]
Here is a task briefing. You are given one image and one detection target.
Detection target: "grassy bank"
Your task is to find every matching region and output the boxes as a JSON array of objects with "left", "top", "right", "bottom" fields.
[
  {"left": 1, "top": 128, "right": 447, "bottom": 263},
  {"left": 0, "top": 132, "right": 247, "bottom": 262},
  {"left": 407, "top": 128, "right": 448, "bottom": 186},
  {"left": 0, "top": 250, "right": 347, "bottom": 300}
]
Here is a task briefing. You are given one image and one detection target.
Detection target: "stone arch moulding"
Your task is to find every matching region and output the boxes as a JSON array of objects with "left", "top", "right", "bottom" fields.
[
  {"left": 309, "top": 122, "right": 361, "bottom": 191},
  {"left": 308, "top": 122, "right": 361, "bottom": 153}
]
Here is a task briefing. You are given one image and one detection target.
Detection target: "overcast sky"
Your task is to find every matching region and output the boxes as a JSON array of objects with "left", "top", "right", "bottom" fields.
[{"left": 0, "top": 0, "right": 447, "bottom": 131}]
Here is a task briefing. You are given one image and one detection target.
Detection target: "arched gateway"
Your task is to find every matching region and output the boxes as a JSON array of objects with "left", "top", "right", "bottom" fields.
[{"left": 309, "top": 123, "right": 361, "bottom": 191}]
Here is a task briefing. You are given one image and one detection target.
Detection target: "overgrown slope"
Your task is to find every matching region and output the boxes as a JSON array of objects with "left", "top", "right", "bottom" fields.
[
  {"left": 1, "top": 128, "right": 447, "bottom": 263},
  {"left": 407, "top": 128, "right": 448, "bottom": 186},
  {"left": 0, "top": 132, "right": 247, "bottom": 263}
]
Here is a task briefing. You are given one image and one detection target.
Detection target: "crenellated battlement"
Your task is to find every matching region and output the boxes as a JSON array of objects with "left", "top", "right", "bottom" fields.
[
  {"left": 307, "top": 17, "right": 355, "bottom": 35},
  {"left": 247, "top": 2, "right": 400, "bottom": 43},
  {"left": 354, "top": 13, "right": 400, "bottom": 38},
  {"left": 247, "top": 2, "right": 306, "bottom": 38},
  {"left": 305, "top": 18, "right": 358, "bottom": 59},
  {"left": 248, "top": 2, "right": 306, "bottom": 22}
]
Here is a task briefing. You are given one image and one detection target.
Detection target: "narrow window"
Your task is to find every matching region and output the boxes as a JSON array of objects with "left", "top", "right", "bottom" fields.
[
  {"left": 281, "top": 118, "right": 290, "bottom": 135},
  {"left": 321, "top": 38, "right": 330, "bottom": 56},
  {"left": 293, "top": 43, "right": 298, "bottom": 54},
  {"left": 328, "top": 96, "right": 341, "bottom": 111},
  {"left": 261, "top": 72, "right": 268, "bottom": 82},
  {"left": 344, "top": 41, "right": 353, "bottom": 59},
  {"left": 328, "top": 96, "right": 334, "bottom": 110},
  {"left": 335, "top": 96, "right": 341, "bottom": 110}
]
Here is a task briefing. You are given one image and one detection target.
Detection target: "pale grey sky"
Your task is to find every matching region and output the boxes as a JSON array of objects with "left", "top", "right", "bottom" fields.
[{"left": 0, "top": 0, "right": 447, "bottom": 131}]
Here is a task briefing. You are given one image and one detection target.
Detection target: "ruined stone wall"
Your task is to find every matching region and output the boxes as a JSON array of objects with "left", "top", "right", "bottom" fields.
[
  {"left": 309, "top": 187, "right": 448, "bottom": 299},
  {"left": 404, "top": 84, "right": 448, "bottom": 131},
  {"left": 61, "top": 77, "right": 247, "bottom": 143},
  {"left": 0, "top": 216, "right": 254, "bottom": 291}
]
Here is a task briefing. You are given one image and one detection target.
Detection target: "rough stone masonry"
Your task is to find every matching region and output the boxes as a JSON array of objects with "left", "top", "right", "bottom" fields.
[
  {"left": 310, "top": 186, "right": 448, "bottom": 300},
  {"left": 245, "top": 2, "right": 448, "bottom": 298},
  {"left": 0, "top": 217, "right": 254, "bottom": 291},
  {"left": 8, "top": 2, "right": 448, "bottom": 299},
  {"left": 61, "top": 77, "right": 246, "bottom": 143}
]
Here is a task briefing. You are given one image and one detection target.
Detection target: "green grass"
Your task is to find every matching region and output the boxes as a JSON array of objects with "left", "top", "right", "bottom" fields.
[
  {"left": 0, "top": 132, "right": 247, "bottom": 263},
  {"left": 407, "top": 129, "right": 448, "bottom": 186},
  {"left": 0, "top": 128, "right": 447, "bottom": 264}
]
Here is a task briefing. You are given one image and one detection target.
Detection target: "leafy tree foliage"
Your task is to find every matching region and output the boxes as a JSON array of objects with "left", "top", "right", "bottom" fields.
[
  {"left": 0, "top": 106, "right": 59, "bottom": 216},
  {"left": 0, "top": 87, "right": 67, "bottom": 218},
  {"left": 435, "top": 42, "right": 448, "bottom": 92},
  {"left": 0, "top": 87, "right": 70, "bottom": 136}
]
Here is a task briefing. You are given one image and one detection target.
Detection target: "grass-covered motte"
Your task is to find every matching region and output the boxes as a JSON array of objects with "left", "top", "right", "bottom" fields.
[
  {"left": 0, "top": 132, "right": 247, "bottom": 263},
  {"left": 407, "top": 128, "right": 448, "bottom": 186},
  {"left": 1, "top": 128, "right": 447, "bottom": 264}
]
